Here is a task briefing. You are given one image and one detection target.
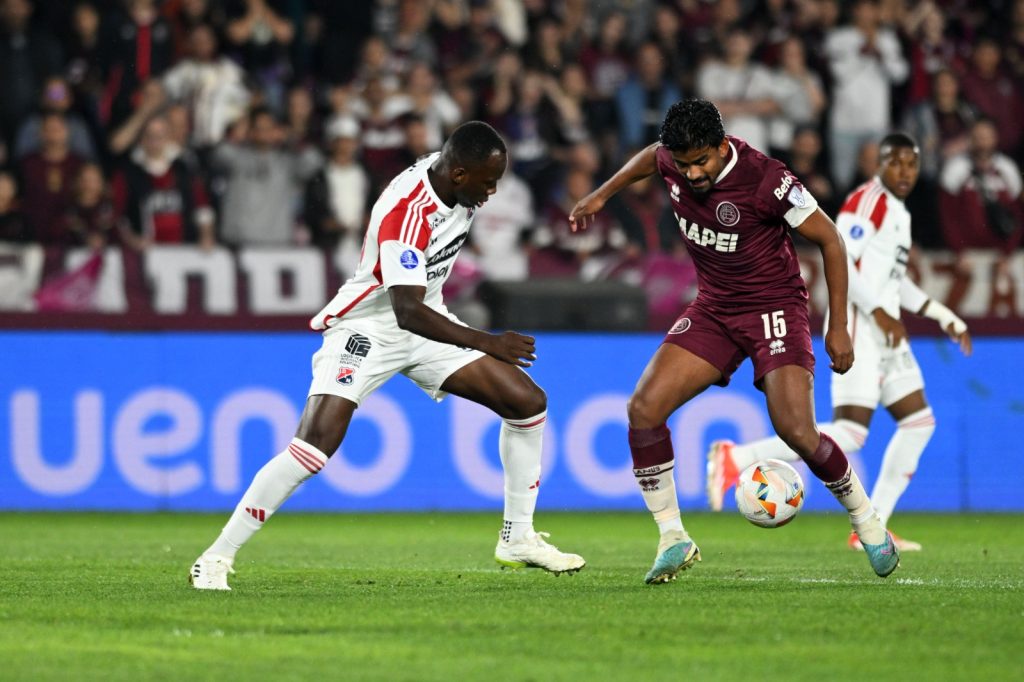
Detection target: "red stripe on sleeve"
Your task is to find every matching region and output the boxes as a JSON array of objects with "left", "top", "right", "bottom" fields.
[
  {"left": 869, "top": 192, "right": 888, "bottom": 230},
  {"left": 378, "top": 182, "right": 426, "bottom": 244}
]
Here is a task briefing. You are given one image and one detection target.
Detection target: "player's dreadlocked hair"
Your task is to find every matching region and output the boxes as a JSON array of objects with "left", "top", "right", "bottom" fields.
[
  {"left": 879, "top": 132, "right": 919, "bottom": 158},
  {"left": 445, "top": 121, "right": 507, "bottom": 166},
  {"left": 659, "top": 99, "right": 725, "bottom": 152}
]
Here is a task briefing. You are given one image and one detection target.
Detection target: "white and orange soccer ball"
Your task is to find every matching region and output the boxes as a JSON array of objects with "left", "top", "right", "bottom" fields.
[{"left": 735, "top": 459, "right": 805, "bottom": 528}]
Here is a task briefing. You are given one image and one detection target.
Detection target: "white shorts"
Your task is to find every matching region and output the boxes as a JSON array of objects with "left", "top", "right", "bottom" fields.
[
  {"left": 308, "top": 310, "right": 485, "bottom": 406},
  {"left": 831, "top": 313, "right": 925, "bottom": 409}
]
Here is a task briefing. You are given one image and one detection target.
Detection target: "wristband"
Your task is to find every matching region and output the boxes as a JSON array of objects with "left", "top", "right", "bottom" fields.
[{"left": 924, "top": 300, "right": 967, "bottom": 335}]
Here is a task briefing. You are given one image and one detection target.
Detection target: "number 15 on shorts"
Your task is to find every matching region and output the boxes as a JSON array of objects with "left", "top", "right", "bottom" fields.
[{"left": 761, "top": 310, "right": 787, "bottom": 339}]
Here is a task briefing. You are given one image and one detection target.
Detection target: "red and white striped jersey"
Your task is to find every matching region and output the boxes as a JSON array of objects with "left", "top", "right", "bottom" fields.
[
  {"left": 311, "top": 153, "right": 473, "bottom": 330},
  {"left": 835, "top": 176, "right": 911, "bottom": 319}
]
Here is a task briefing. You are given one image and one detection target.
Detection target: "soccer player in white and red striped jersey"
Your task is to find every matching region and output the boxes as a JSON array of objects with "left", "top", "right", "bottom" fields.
[
  {"left": 190, "top": 122, "right": 585, "bottom": 590},
  {"left": 707, "top": 133, "right": 972, "bottom": 550}
]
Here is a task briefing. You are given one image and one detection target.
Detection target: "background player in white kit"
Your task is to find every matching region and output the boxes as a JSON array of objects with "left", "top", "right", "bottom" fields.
[
  {"left": 707, "top": 133, "right": 972, "bottom": 550},
  {"left": 190, "top": 122, "right": 584, "bottom": 589}
]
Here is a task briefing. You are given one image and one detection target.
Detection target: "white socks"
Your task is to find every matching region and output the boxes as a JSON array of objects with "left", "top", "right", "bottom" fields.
[
  {"left": 635, "top": 459, "right": 685, "bottom": 535},
  {"left": 207, "top": 438, "right": 327, "bottom": 559},
  {"left": 498, "top": 411, "right": 546, "bottom": 543},
  {"left": 731, "top": 419, "right": 869, "bottom": 472},
  {"left": 825, "top": 466, "right": 886, "bottom": 545},
  {"left": 871, "top": 407, "right": 935, "bottom": 526}
]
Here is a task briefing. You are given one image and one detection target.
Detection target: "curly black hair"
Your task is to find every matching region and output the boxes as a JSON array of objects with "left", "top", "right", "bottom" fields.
[{"left": 659, "top": 99, "right": 725, "bottom": 152}]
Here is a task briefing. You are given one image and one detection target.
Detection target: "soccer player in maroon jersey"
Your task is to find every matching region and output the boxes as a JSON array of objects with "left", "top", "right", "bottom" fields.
[{"left": 570, "top": 99, "right": 899, "bottom": 583}]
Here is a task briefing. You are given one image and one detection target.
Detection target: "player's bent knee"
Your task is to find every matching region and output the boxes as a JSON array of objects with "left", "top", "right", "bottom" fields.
[
  {"left": 777, "top": 422, "right": 818, "bottom": 457},
  {"left": 508, "top": 385, "right": 546, "bottom": 420},
  {"left": 626, "top": 393, "right": 662, "bottom": 429}
]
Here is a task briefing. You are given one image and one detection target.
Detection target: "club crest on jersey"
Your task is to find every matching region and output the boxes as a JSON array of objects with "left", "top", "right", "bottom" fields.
[
  {"left": 668, "top": 317, "right": 691, "bottom": 334},
  {"left": 676, "top": 214, "right": 740, "bottom": 252},
  {"left": 400, "top": 250, "right": 418, "bottom": 269},
  {"left": 336, "top": 366, "right": 355, "bottom": 385},
  {"left": 716, "top": 201, "right": 740, "bottom": 227}
]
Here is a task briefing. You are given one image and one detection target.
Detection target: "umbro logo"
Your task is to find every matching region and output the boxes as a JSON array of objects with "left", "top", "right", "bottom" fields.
[
  {"left": 769, "top": 339, "right": 787, "bottom": 355},
  {"left": 345, "top": 334, "right": 371, "bottom": 357}
]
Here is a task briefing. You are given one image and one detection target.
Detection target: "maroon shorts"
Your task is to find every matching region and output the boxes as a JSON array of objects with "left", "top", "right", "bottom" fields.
[{"left": 663, "top": 298, "right": 815, "bottom": 388}]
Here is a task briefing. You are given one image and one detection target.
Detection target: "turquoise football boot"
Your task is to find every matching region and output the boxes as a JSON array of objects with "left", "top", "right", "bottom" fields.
[
  {"left": 644, "top": 530, "right": 701, "bottom": 584},
  {"left": 862, "top": 531, "right": 900, "bottom": 577}
]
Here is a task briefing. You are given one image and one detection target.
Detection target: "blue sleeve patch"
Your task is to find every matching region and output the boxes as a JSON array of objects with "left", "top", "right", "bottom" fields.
[
  {"left": 400, "top": 250, "right": 419, "bottom": 269},
  {"left": 850, "top": 225, "right": 864, "bottom": 239}
]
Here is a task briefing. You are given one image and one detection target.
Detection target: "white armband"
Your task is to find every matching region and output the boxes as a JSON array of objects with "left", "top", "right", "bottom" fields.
[{"left": 923, "top": 300, "right": 967, "bottom": 335}]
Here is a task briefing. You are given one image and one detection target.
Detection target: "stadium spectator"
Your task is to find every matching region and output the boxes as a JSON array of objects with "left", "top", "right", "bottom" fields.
[
  {"left": 616, "top": 43, "right": 682, "bottom": 154},
  {"left": 398, "top": 114, "right": 433, "bottom": 163},
  {"left": 111, "top": 115, "right": 215, "bottom": 250},
  {"left": 162, "top": 23, "right": 250, "bottom": 148},
  {"left": 489, "top": 69, "right": 570, "bottom": 205},
  {"left": 649, "top": 3, "right": 694, "bottom": 92},
  {"left": 902, "top": 69, "right": 977, "bottom": 182},
  {"left": 107, "top": 79, "right": 167, "bottom": 157},
  {"left": 900, "top": 1, "right": 960, "bottom": 105},
  {"left": 60, "top": 163, "right": 117, "bottom": 249},
  {"left": 14, "top": 76, "right": 97, "bottom": 160},
  {"left": 17, "top": 112, "right": 85, "bottom": 244},
  {"left": 223, "top": 0, "right": 294, "bottom": 111},
  {"left": 383, "top": 0, "right": 438, "bottom": 75},
  {"left": 697, "top": 27, "right": 779, "bottom": 154},
  {"left": 523, "top": 15, "right": 567, "bottom": 76},
  {"left": 354, "top": 34, "right": 402, "bottom": 93},
  {"left": 64, "top": 1, "right": 105, "bottom": 142},
  {"left": 283, "top": 83, "right": 320, "bottom": 149},
  {"left": 606, "top": 171, "right": 673, "bottom": 257},
  {"left": 471, "top": 164, "right": 534, "bottom": 282},
  {"left": 0, "top": 0, "right": 63, "bottom": 152},
  {"left": 163, "top": 0, "right": 226, "bottom": 59},
  {"left": 99, "top": 0, "right": 175, "bottom": 128},
  {"left": 531, "top": 166, "right": 625, "bottom": 280},
  {"left": 958, "top": 36, "right": 1024, "bottom": 163},
  {"left": 901, "top": 68, "right": 978, "bottom": 247},
  {"left": 387, "top": 62, "right": 461, "bottom": 152},
  {"left": 579, "top": 10, "right": 631, "bottom": 148},
  {"left": 786, "top": 124, "right": 837, "bottom": 218},
  {"left": 824, "top": 0, "right": 908, "bottom": 191},
  {"left": 213, "top": 106, "right": 321, "bottom": 246},
  {"left": 768, "top": 35, "right": 827, "bottom": 156},
  {"left": 302, "top": 115, "right": 369, "bottom": 270},
  {"left": 352, "top": 76, "right": 410, "bottom": 193},
  {"left": 0, "top": 170, "right": 30, "bottom": 242},
  {"left": 939, "top": 118, "right": 1023, "bottom": 254}
]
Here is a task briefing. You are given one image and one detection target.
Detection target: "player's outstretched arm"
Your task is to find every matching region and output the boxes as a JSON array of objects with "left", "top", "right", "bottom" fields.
[
  {"left": 388, "top": 285, "right": 537, "bottom": 367},
  {"left": 569, "top": 143, "right": 659, "bottom": 232},
  {"left": 795, "top": 208, "right": 854, "bottom": 373},
  {"left": 899, "top": 278, "right": 972, "bottom": 356}
]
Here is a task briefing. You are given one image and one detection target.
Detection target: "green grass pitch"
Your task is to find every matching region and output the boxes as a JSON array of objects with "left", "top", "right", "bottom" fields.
[{"left": 1, "top": 512, "right": 1022, "bottom": 681}]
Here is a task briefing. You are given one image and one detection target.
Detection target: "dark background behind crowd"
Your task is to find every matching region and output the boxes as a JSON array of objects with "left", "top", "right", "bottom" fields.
[{"left": 0, "top": 0, "right": 1022, "bottom": 300}]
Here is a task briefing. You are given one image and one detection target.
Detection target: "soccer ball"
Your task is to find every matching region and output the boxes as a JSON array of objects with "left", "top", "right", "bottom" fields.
[{"left": 735, "top": 459, "right": 805, "bottom": 528}]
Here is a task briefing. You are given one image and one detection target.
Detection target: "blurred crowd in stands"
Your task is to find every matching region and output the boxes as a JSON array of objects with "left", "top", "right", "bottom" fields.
[{"left": 0, "top": 0, "right": 1022, "bottom": 294}]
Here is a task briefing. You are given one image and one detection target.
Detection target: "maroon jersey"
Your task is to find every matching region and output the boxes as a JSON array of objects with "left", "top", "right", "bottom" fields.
[{"left": 655, "top": 136, "right": 815, "bottom": 310}]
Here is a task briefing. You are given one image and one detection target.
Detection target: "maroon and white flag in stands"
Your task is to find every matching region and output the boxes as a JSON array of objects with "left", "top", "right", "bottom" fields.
[{"left": 34, "top": 252, "right": 103, "bottom": 312}]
